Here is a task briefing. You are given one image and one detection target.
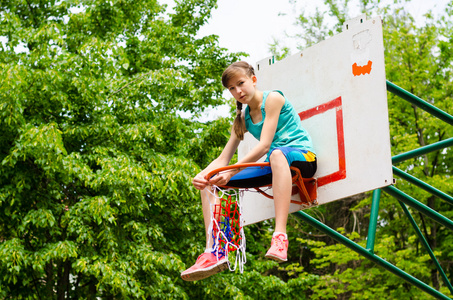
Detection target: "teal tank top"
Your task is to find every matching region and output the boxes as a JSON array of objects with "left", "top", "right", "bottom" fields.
[{"left": 244, "top": 90, "right": 316, "bottom": 156}]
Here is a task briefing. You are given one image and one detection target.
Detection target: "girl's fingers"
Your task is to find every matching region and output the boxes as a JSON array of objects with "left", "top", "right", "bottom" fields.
[
  {"left": 208, "top": 173, "right": 231, "bottom": 186},
  {"left": 192, "top": 170, "right": 235, "bottom": 189},
  {"left": 192, "top": 175, "right": 208, "bottom": 190}
]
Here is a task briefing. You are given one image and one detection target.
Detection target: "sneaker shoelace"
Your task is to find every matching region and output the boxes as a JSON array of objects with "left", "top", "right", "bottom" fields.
[
  {"left": 272, "top": 236, "right": 286, "bottom": 252},
  {"left": 197, "top": 253, "right": 213, "bottom": 262},
  {"left": 196, "top": 252, "right": 223, "bottom": 265}
]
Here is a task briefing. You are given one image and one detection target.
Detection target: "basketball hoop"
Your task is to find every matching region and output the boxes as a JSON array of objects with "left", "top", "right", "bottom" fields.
[
  {"left": 204, "top": 163, "right": 317, "bottom": 273},
  {"left": 207, "top": 163, "right": 317, "bottom": 206}
]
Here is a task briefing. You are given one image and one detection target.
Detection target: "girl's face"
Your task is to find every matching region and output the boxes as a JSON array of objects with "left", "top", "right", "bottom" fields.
[{"left": 226, "top": 70, "right": 257, "bottom": 104}]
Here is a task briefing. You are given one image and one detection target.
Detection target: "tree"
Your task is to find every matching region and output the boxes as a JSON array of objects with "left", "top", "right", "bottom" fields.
[{"left": 0, "top": 0, "right": 241, "bottom": 298}]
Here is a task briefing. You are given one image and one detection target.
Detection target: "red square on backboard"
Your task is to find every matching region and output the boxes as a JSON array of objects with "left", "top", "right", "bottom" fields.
[{"left": 299, "top": 97, "right": 346, "bottom": 187}]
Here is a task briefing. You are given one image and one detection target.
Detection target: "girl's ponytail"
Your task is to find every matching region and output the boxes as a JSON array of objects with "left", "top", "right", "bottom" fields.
[
  {"left": 232, "top": 101, "right": 245, "bottom": 140},
  {"left": 222, "top": 61, "right": 255, "bottom": 140}
]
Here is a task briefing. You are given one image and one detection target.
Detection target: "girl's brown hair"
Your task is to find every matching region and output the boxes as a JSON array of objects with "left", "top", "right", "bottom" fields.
[{"left": 221, "top": 61, "right": 255, "bottom": 140}]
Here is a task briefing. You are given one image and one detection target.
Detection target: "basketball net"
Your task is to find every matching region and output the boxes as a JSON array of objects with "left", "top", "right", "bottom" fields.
[{"left": 206, "top": 186, "right": 246, "bottom": 273}]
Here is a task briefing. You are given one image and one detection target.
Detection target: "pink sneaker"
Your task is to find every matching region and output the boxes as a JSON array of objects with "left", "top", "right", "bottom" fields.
[
  {"left": 181, "top": 252, "right": 228, "bottom": 281},
  {"left": 265, "top": 233, "right": 288, "bottom": 262}
]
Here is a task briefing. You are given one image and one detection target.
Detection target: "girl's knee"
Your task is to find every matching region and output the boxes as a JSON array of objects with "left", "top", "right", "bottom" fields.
[{"left": 269, "top": 149, "right": 286, "bottom": 162}]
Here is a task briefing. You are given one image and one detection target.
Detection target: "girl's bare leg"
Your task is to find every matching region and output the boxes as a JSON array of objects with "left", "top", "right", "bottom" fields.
[
  {"left": 269, "top": 150, "right": 292, "bottom": 233},
  {"left": 201, "top": 187, "right": 219, "bottom": 249},
  {"left": 181, "top": 187, "right": 228, "bottom": 281}
]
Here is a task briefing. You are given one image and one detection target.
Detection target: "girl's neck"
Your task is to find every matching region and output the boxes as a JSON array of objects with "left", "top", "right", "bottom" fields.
[{"left": 247, "top": 90, "right": 263, "bottom": 111}]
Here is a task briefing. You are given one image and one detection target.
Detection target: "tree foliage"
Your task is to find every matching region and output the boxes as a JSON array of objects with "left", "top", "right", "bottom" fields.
[{"left": 0, "top": 0, "right": 241, "bottom": 298}]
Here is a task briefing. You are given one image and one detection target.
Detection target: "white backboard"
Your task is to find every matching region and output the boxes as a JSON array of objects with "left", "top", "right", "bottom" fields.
[{"left": 239, "top": 15, "right": 393, "bottom": 226}]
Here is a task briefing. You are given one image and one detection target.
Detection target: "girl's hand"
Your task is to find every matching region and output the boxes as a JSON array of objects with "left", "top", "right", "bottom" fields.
[
  {"left": 207, "top": 170, "right": 236, "bottom": 187},
  {"left": 192, "top": 173, "right": 209, "bottom": 190}
]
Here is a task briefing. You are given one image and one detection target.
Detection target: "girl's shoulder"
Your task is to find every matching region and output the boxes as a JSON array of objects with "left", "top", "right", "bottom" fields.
[
  {"left": 263, "top": 90, "right": 284, "bottom": 98},
  {"left": 263, "top": 90, "right": 286, "bottom": 110}
]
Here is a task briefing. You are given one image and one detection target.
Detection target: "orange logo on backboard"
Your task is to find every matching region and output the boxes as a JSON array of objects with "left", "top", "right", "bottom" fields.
[{"left": 352, "top": 60, "right": 372, "bottom": 76}]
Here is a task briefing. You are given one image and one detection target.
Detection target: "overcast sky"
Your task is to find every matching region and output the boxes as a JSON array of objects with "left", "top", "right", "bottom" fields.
[
  {"left": 196, "top": 0, "right": 299, "bottom": 64},
  {"left": 195, "top": 0, "right": 450, "bottom": 65},
  {"left": 188, "top": 0, "right": 450, "bottom": 119}
]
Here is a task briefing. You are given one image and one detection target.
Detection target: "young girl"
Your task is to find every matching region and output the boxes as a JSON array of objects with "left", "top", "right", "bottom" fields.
[{"left": 181, "top": 61, "right": 316, "bottom": 281}]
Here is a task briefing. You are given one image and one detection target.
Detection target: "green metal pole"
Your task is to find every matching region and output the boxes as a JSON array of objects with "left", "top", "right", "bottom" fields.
[
  {"left": 398, "top": 201, "right": 453, "bottom": 295},
  {"left": 392, "top": 137, "right": 453, "bottom": 164},
  {"left": 366, "top": 189, "right": 381, "bottom": 254},
  {"left": 393, "top": 166, "right": 453, "bottom": 206},
  {"left": 386, "top": 81, "right": 453, "bottom": 126},
  {"left": 293, "top": 210, "right": 451, "bottom": 300},
  {"left": 382, "top": 186, "right": 453, "bottom": 232}
]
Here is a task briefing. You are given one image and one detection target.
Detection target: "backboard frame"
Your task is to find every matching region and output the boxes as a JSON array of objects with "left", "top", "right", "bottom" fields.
[{"left": 238, "top": 15, "right": 393, "bottom": 226}]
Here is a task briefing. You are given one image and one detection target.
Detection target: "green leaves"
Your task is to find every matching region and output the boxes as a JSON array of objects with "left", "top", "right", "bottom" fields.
[
  {"left": 0, "top": 238, "right": 27, "bottom": 284},
  {"left": 0, "top": 0, "right": 241, "bottom": 297},
  {"left": 4, "top": 123, "right": 67, "bottom": 169}
]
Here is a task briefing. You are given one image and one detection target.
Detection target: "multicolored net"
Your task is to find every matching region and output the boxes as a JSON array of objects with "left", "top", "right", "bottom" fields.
[{"left": 206, "top": 186, "right": 246, "bottom": 273}]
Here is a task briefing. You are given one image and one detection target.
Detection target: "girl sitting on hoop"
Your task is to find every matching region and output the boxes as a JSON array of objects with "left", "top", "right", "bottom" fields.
[{"left": 181, "top": 61, "right": 317, "bottom": 281}]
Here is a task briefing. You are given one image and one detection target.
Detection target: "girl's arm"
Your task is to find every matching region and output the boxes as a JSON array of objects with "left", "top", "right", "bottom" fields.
[
  {"left": 192, "top": 131, "right": 241, "bottom": 190},
  {"left": 208, "top": 92, "right": 285, "bottom": 187}
]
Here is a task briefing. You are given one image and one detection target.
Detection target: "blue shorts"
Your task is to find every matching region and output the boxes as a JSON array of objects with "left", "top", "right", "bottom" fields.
[
  {"left": 266, "top": 147, "right": 316, "bottom": 165},
  {"left": 226, "top": 147, "right": 317, "bottom": 188}
]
